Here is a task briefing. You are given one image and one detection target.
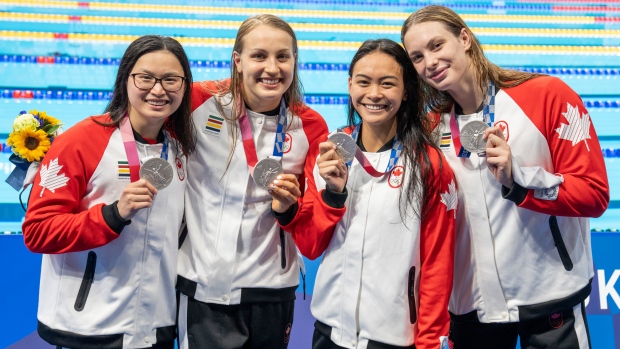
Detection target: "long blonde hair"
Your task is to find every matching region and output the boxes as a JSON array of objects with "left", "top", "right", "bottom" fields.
[
  {"left": 401, "top": 5, "right": 540, "bottom": 114},
  {"left": 209, "top": 14, "right": 305, "bottom": 171}
]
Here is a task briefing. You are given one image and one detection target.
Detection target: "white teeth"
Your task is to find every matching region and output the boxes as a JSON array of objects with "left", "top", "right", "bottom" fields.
[
  {"left": 261, "top": 79, "right": 279, "bottom": 85},
  {"left": 147, "top": 100, "right": 167, "bottom": 106},
  {"left": 365, "top": 104, "right": 385, "bottom": 110}
]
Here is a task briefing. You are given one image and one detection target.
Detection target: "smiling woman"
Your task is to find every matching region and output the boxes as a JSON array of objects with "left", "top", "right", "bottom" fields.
[
  {"left": 401, "top": 6, "right": 610, "bottom": 349},
  {"left": 177, "top": 14, "right": 328, "bottom": 349},
  {"left": 21, "top": 35, "right": 196, "bottom": 349},
  {"left": 277, "top": 39, "right": 456, "bottom": 349}
]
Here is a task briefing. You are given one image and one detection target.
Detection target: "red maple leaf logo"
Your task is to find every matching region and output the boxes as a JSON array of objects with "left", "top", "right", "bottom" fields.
[
  {"left": 393, "top": 168, "right": 403, "bottom": 176},
  {"left": 499, "top": 123, "right": 506, "bottom": 132},
  {"left": 285, "top": 135, "right": 290, "bottom": 142}
]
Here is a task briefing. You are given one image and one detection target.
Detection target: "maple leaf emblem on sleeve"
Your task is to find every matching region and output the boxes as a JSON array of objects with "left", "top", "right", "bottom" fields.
[
  {"left": 555, "top": 103, "right": 591, "bottom": 151},
  {"left": 38, "top": 158, "right": 70, "bottom": 197},
  {"left": 440, "top": 180, "right": 457, "bottom": 218}
]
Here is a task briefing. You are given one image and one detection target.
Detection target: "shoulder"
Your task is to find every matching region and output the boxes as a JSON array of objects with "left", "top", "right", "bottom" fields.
[
  {"left": 293, "top": 104, "right": 326, "bottom": 124},
  {"left": 504, "top": 76, "right": 576, "bottom": 99},
  {"left": 191, "top": 79, "right": 230, "bottom": 111},
  {"left": 54, "top": 114, "right": 115, "bottom": 145}
]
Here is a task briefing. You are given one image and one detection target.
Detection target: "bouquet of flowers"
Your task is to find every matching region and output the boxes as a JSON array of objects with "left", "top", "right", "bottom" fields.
[{"left": 5, "top": 109, "right": 63, "bottom": 191}]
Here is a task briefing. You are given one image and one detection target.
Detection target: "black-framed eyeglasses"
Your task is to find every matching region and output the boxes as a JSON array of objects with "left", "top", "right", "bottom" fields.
[{"left": 130, "top": 73, "right": 186, "bottom": 92}]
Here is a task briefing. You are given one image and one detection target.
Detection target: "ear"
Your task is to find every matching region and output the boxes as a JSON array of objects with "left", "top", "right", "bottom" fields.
[
  {"left": 233, "top": 51, "right": 242, "bottom": 73},
  {"left": 459, "top": 27, "right": 472, "bottom": 51},
  {"left": 348, "top": 76, "right": 352, "bottom": 95}
]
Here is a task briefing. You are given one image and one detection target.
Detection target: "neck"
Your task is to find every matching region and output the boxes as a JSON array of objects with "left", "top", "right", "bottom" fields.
[
  {"left": 128, "top": 112, "right": 164, "bottom": 140},
  {"left": 449, "top": 66, "right": 485, "bottom": 115},
  {"left": 360, "top": 119, "right": 396, "bottom": 153},
  {"left": 244, "top": 96, "right": 281, "bottom": 114}
]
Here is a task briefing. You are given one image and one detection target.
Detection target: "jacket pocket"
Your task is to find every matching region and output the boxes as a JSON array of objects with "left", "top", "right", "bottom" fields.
[
  {"left": 549, "top": 216, "right": 573, "bottom": 271},
  {"left": 408, "top": 266, "right": 417, "bottom": 324},
  {"left": 74, "top": 251, "right": 97, "bottom": 312}
]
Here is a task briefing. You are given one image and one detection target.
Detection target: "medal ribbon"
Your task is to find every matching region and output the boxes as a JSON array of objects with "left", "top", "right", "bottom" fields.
[
  {"left": 346, "top": 123, "right": 402, "bottom": 178},
  {"left": 450, "top": 81, "right": 497, "bottom": 158},
  {"left": 119, "top": 114, "right": 168, "bottom": 183},
  {"left": 238, "top": 99, "right": 288, "bottom": 173}
]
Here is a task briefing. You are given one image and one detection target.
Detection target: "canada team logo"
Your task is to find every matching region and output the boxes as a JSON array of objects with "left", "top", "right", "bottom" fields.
[
  {"left": 555, "top": 103, "right": 591, "bottom": 151},
  {"left": 284, "top": 323, "right": 292, "bottom": 343},
  {"left": 494, "top": 120, "right": 509, "bottom": 141},
  {"left": 283, "top": 133, "right": 292, "bottom": 154},
  {"left": 175, "top": 157, "right": 185, "bottom": 181},
  {"left": 388, "top": 166, "right": 405, "bottom": 188},
  {"left": 549, "top": 312, "right": 564, "bottom": 328}
]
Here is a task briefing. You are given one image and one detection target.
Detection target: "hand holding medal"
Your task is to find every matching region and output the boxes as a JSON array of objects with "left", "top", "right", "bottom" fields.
[{"left": 317, "top": 139, "right": 349, "bottom": 193}]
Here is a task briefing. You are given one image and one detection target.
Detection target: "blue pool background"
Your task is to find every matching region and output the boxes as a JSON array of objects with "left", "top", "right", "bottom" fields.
[{"left": 0, "top": 0, "right": 619, "bottom": 348}]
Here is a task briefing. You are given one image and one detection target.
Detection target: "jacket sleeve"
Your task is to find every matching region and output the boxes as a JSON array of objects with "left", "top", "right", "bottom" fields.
[
  {"left": 503, "top": 76, "right": 609, "bottom": 217},
  {"left": 22, "top": 119, "right": 120, "bottom": 254},
  {"left": 280, "top": 134, "right": 345, "bottom": 260},
  {"left": 415, "top": 149, "right": 456, "bottom": 349}
]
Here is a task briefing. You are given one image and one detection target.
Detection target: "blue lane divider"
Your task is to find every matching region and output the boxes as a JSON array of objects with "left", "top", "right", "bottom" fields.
[
  {"left": 1, "top": 88, "right": 619, "bottom": 109},
  {"left": 2, "top": 55, "right": 619, "bottom": 76}
]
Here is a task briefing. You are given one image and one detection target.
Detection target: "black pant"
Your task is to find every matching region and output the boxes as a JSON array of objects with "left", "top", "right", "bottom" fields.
[
  {"left": 179, "top": 294, "right": 295, "bottom": 349},
  {"left": 312, "top": 321, "right": 416, "bottom": 349},
  {"left": 449, "top": 302, "right": 591, "bottom": 349}
]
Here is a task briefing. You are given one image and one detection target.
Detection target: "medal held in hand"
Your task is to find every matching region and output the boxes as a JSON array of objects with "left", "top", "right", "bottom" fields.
[
  {"left": 328, "top": 132, "right": 357, "bottom": 163},
  {"left": 253, "top": 158, "right": 283, "bottom": 190},
  {"left": 460, "top": 120, "right": 489, "bottom": 154},
  {"left": 139, "top": 157, "right": 174, "bottom": 190}
]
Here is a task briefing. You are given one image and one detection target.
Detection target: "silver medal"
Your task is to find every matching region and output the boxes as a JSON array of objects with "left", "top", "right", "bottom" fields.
[
  {"left": 139, "top": 157, "right": 174, "bottom": 190},
  {"left": 460, "top": 120, "right": 489, "bottom": 154},
  {"left": 253, "top": 158, "right": 283, "bottom": 190},
  {"left": 327, "top": 132, "right": 357, "bottom": 163}
]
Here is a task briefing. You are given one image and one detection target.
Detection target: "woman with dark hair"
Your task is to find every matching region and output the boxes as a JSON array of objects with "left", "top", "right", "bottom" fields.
[
  {"left": 279, "top": 39, "right": 456, "bottom": 349},
  {"left": 177, "top": 14, "right": 327, "bottom": 349},
  {"left": 22, "top": 35, "right": 195, "bottom": 349},
  {"left": 401, "top": 5, "right": 609, "bottom": 349}
]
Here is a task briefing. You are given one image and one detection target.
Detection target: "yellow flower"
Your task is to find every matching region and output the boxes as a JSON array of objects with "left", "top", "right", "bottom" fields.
[
  {"left": 7, "top": 129, "right": 51, "bottom": 162},
  {"left": 31, "top": 109, "right": 61, "bottom": 127}
]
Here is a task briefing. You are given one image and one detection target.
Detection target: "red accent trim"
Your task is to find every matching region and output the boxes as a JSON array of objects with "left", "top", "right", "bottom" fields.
[{"left": 553, "top": 5, "right": 620, "bottom": 11}]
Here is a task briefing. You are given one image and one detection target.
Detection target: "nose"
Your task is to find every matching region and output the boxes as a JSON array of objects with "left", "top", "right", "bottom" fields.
[
  {"left": 150, "top": 80, "right": 166, "bottom": 94},
  {"left": 367, "top": 83, "right": 382, "bottom": 99},
  {"left": 426, "top": 53, "right": 439, "bottom": 70},
  {"left": 265, "top": 57, "right": 279, "bottom": 74}
]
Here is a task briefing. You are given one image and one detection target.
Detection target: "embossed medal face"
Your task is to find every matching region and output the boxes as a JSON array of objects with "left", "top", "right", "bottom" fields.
[
  {"left": 460, "top": 120, "right": 489, "bottom": 154},
  {"left": 139, "top": 157, "right": 174, "bottom": 190},
  {"left": 253, "top": 158, "right": 283, "bottom": 189},
  {"left": 327, "top": 132, "right": 357, "bottom": 163}
]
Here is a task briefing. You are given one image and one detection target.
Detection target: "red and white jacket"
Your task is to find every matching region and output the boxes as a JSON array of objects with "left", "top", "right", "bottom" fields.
[
  {"left": 177, "top": 81, "right": 328, "bottom": 305},
  {"left": 22, "top": 115, "right": 187, "bottom": 348},
  {"left": 437, "top": 76, "right": 609, "bottom": 323},
  {"left": 281, "top": 129, "right": 456, "bottom": 349}
]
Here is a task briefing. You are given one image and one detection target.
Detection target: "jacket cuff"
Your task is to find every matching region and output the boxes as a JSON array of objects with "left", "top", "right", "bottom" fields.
[
  {"left": 321, "top": 186, "right": 348, "bottom": 208},
  {"left": 501, "top": 182, "right": 528, "bottom": 205},
  {"left": 272, "top": 202, "right": 298, "bottom": 227},
  {"left": 102, "top": 201, "right": 131, "bottom": 234}
]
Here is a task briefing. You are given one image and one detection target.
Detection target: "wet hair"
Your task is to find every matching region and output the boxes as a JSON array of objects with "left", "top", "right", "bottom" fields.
[
  {"left": 401, "top": 5, "right": 540, "bottom": 114},
  {"left": 347, "top": 38, "right": 441, "bottom": 221},
  {"left": 103, "top": 35, "right": 196, "bottom": 155},
  {"left": 206, "top": 14, "right": 305, "bottom": 171}
]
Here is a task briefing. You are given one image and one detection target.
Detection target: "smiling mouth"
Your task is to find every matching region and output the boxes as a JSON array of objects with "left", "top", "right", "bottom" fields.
[
  {"left": 259, "top": 78, "right": 280, "bottom": 85},
  {"left": 429, "top": 68, "right": 446, "bottom": 80},
  {"left": 363, "top": 104, "right": 388, "bottom": 111},
  {"left": 146, "top": 100, "right": 169, "bottom": 106}
]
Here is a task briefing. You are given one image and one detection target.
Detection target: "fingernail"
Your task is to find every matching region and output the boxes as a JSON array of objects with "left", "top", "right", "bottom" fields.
[
  {"left": 273, "top": 180, "right": 279, "bottom": 184},
  {"left": 277, "top": 175, "right": 282, "bottom": 180},
  {"left": 268, "top": 189, "right": 273, "bottom": 194}
]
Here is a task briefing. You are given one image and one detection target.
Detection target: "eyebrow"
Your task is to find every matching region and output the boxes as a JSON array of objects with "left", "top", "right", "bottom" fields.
[
  {"left": 136, "top": 69, "right": 181, "bottom": 77},
  {"left": 354, "top": 73, "right": 400, "bottom": 81},
  {"left": 248, "top": 48, "right": 292, "bottom": 54}
]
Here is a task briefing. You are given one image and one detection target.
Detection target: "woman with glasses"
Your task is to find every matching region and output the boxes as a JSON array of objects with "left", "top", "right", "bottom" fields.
[{"left": 22, "top": 35, "right": 195, "bottom": 349}]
